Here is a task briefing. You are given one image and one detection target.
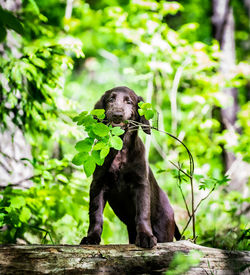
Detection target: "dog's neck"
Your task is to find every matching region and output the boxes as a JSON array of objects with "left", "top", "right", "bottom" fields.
[
  {"left": 122, "top": 128, "right": 139, "bottom": 149},
  {"left": 109, "top": 130, "right": 138, "bottom": 176}
]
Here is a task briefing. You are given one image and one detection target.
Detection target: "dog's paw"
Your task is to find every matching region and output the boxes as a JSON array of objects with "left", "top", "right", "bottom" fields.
[
  {"left": 80, "top": 233, "right": 101, "bottom": 245},
  {"left": 135, "top": 232, "right": 157, "bottom": 248}
]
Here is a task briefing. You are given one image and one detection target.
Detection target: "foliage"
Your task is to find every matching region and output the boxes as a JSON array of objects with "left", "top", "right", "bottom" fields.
[
  {"left": 0, "top": 6, "right": 24, "bottom": 42},
  {"left": 138, "top": 102, "right": 155, "bottom": 120},
  {"left": 0, "top": 155, "right": 89, "bottom": 244},
  {"left": 165, "top": 250, "right": 202, "bottom": 275},
  {"left": 72, "top": 109, "right": 124, "bottom": 177},
  {"left": 0, "top": 0, "right": 249, "bottom": 250}
]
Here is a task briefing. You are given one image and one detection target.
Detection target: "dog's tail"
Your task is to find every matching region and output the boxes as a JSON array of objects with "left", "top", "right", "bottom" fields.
[{"left": 174, "top": 223, "right": 181, "bottom": 241}]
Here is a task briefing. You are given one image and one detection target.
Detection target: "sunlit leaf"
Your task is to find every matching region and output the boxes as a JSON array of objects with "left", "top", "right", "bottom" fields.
[
  {"left": 30, "top": 56, "right": 46, "bottom": 68},
  {"left": 110, "top": 136, "right": 123, "bottom": 150},
  {"left": 93, "top": 141, "right": 106, "bottom": 150},
  {"left": 111, "top": 127, "right": 125, "bottom": 136},
  {"left": 10, "top": 197, "right": 26, "bottom": 209},
  {"left": 75, "top": 138, "right": 93, "bottom": 152},
  {"left": 72, "top": 152, "right": 88, "bottom": 165},
  {"left": 56, "top": 174, "right": 68, "bottom": 183},
  {"left": 83, "top": 156, "right": 96, "bottom": 177},
  {"left": 92, "top": 123, "right": 110, "bottom": 137},
  {"left": 100, "top": 145, "right": 110, "bottom": 159},
  {"left": 19, "top": 207, "right": 31, "bottom": 223},
  {"left": 91, "top": 109, "right": 105, "bottom": 119},
  {"left": 145, "top": 110, "right": 154, "bottom": 120}
]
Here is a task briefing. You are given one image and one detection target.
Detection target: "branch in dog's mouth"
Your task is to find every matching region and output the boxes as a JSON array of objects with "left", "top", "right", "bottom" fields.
[
  {"left": 111, "top": 122, "right": 126, "bottom": 127},
  {"left": 127, "top": 120, "right": 150, "bottom": 132}
]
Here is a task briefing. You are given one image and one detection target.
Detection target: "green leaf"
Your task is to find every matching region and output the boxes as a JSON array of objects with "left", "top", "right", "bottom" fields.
[
  {"left": 138, "top": 101, "right": 144, "bottom": 108},
  {"left": 30, "top": 56, "right": 46, "bottom": 68},
  {"left": 72, "top": 111, "right": 88, "bottom": 122},
  {"left": 78, "top": 115, "right": 95, "bottom": 126},
  {"left": 92, "top": 123, "right": 110, "bottom": 137},
  {"left": 216, "top": 175, "right": 230, "bottom": 186},
  {"left": 75, "top": 138, "right": 93, "bottom": 152},
  {"left": 199, "top": 178, "right": 216, "bottom": 190},
  {"left": 0, "top": 25, "right": 7, "bottom": 42},
  {"left": 110, "top": 136, "right": 123, "bottom": 150},
  {"left": 84, "top": 156, "right": 96, "bottom": 177},
  {"left": 157, "top": 169, "right": 167, "bottom": 174},
  {"left": 10, "top": 196, "right": 26, "bottom": 209},
  {"left": 19, "top": 207, "right": 31, "bottom": 223},
  {"left": 145, "top": 110, "right": 154, "bottom": 120},
  {"left": 111, "top": 127, "right": 125, "bottom": 136},
  {"left": 0, "top": 7, "right": 24, "bottom": 35},
  {"left": 100, "top": 145, "right": 110, "bottom": 159},
  {"left": 72, "top": 152, "right": 88, "bottom": 166},
  {"left": 93, "top": 141, "right": 106, "bottom": 150},
  {"left": 92, "top": 150, "right": 105, "bottom": 166},
  {"left": 140, "top": 103, "right": 152, "bottom": 110},
  {"left": 138, "top": 109, "right": 145, "bottom": 116},
  {"left": 0, "top": 213, "right": 5, "bottom": 227},
  {"left": 28, "top": 0, "right": 40, "bottom": 14},
  {"left": 91, "top": 109, "right": 105, "bottom": 119},
  {"left": 56, "top": 174, "right": 68, "bottom": 183},
  {"left": 194, "top": 174, "right": 204, "bottom": 181}
]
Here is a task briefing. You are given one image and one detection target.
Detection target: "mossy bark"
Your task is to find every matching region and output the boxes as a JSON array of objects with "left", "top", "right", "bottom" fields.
[{"left": 0, "top": 241, "right": 249, "bottom": 274}]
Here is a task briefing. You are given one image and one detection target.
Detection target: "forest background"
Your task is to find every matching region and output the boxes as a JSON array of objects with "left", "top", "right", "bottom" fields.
[{"left": 0, "top": 0, "right": 249, "bottom": 251}]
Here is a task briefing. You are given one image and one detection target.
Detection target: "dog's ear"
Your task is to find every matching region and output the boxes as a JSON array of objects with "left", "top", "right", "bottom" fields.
[
  {"left": 93, "top": 94, "right": 107, "bottom": 123},
  {"left": 137, "top": 96, "right": 151, "bottom": 135},
  {"left": 94, "top": 94, "right": 106, "bottom": 109}
]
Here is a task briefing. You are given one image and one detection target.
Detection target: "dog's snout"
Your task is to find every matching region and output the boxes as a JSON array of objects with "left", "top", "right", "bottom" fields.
[{"left": 112, "top": 111, "right": 123, "bottom": 122}]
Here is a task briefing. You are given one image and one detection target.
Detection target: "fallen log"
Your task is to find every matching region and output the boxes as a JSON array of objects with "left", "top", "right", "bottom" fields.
[{"left": 0, "top": 240, "right": 249, "bottom": 274}]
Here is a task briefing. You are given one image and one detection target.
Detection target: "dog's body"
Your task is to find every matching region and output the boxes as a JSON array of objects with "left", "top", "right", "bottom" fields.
[{"left": 81, "top": 86, "right": 180, "bottom": 248}]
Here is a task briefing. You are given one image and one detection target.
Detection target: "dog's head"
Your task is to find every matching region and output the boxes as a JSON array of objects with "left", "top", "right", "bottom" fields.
[{"left": 94, "top": 86, "right": 151, "bottom": 134}]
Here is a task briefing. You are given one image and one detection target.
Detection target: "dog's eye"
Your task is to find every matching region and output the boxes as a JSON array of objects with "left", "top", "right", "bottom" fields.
[
  {"left": 126, "top": 100, "right": 132, "bottom": 104},
  {"left": 108, "top": 98, "right": 115, "bottom": 103}
]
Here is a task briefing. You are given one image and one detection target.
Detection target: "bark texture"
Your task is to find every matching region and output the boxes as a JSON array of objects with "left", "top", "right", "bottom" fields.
[
  {"left": 212, "top": 0, "right": 250, "bottom": 197},
  {"left": 212, "top": 0, "right": 239, "bottom": 171},
  {"left": 0, "top": 241, "right": 249, "bottom": 274}
]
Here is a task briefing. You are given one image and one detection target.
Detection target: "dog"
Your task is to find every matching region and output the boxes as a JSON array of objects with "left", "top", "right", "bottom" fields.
[{"left": 80, "top": 86, "right": 181, "bottom": 248}]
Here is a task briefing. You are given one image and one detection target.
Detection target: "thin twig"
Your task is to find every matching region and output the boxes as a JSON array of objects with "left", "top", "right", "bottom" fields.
[
  {"left": 181, "top": 185, "right": 216, "bottom": 236},
  {"left": 127, "top": 120, "right": 194, "bottom": 176},
  {"left": 31, "top": 226, "right": 55, "bottom": 244},
  {"left": 194, "top": 185, "right": 216, "bottom": 213},
  {"left": 177, "top": 164, "right": 191, "bottom": 217},
  {"left": 169, "top": 161, "right": 192, "bottom": 179},
  {"left": 190, "top": 175, "right": 196, "bottom": 242},
  {"left": 127, "top": 119, "right": 196, "bottom": 241}
]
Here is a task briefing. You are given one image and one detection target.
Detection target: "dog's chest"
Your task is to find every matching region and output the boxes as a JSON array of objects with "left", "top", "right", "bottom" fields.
[{"left": 109, "top": 149, "right": 128, "bottom": 174}]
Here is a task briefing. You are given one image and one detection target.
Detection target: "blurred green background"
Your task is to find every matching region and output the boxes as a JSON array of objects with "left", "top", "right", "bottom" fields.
[{"left": 0, "top": 0, "right": 249, "bottom": 250}]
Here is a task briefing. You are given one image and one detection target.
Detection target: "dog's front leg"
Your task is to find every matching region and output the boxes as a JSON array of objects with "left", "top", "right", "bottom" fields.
[
  {"left": 80, "top": 181, "right": 106, "bottom": 245},
  {"left": 134, "top": 183, "right": 157, "bottom": 248}
]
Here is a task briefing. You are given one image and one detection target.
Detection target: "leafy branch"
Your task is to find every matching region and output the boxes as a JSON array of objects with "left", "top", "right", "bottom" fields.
[
  {"left": 72, "top": 109, "right": 125, "bottom": 177},
  {"left": 72, "top": 102, "right": 229, "bottom": 243}
]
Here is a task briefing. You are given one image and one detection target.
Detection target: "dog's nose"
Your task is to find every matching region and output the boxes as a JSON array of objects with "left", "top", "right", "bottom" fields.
[{"left": 112, "top": 111, "right": 123, "bottom": 122}]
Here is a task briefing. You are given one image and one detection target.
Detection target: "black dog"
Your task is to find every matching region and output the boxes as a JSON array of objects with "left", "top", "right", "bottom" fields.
[{"left": 81, "top": 86, "right": 181, "bottom": 248}]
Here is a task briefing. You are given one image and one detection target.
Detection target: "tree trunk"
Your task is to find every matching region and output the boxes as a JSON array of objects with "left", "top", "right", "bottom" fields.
[
  {"left": 0, "top": 241, "right": 249, "bottom": 274},
  {"left": 0, "top": 0, "right": 33, "bottom": 190},
  {"left": 212, "top": 0, "right": 239, "bottom": 171},
  {"left": 212, "top": 0, "right": 250, "bottom": 196}
]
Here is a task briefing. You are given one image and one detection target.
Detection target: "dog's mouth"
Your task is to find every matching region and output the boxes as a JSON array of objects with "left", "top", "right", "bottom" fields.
[{"left": 111, "top": 121, "right": 126, "bottom": 128}]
